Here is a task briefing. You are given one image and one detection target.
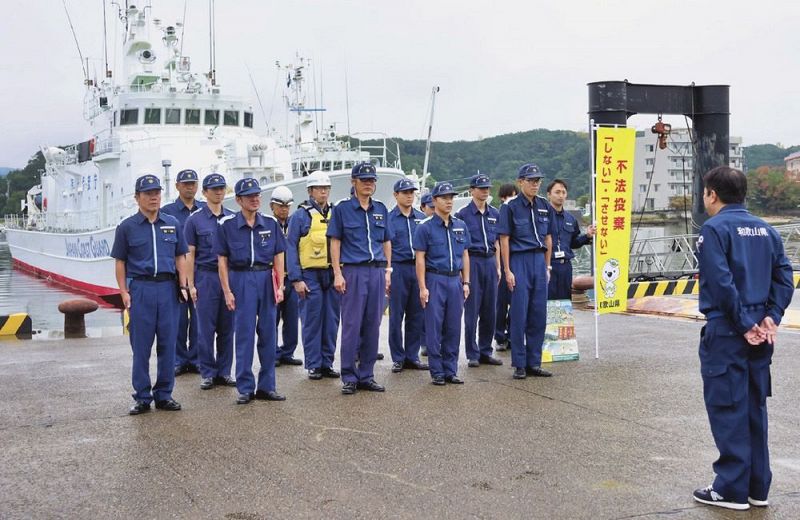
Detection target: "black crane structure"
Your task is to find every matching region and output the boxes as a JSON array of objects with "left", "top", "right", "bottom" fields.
[{"left": 587, "top": 81, "right": 730, "bottom": 231}]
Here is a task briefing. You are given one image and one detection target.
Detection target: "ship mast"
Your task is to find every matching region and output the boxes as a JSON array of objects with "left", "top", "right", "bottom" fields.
[{"left": 421, "top": 86, "right": 439, "bottom": 191}]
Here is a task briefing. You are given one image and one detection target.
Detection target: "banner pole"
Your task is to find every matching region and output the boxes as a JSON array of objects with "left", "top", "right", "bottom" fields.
[{"left": 589, "top": 119, "right": 600, "bottom": 359}]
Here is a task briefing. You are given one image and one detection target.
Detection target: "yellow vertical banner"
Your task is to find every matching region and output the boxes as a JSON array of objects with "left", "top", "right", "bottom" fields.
[{"left": 594, "top": 127, "right": 636, "bottom": 314}]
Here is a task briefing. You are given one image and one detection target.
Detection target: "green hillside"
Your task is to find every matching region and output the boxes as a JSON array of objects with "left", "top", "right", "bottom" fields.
[{"left": 743, "top": 144, "right": 800, "bottom": 169}]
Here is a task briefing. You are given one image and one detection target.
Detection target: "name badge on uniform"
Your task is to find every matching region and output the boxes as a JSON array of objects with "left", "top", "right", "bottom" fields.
[
  {"left": 537, "top": 208, "right": 548, "bottom": 214},
  {"left": 453, "top": 228, "right": 466, "bottom": 238},
  {"left": 373, "top": 214, "right": 384, "bottom": 221},
  {"left": 487, "top": 217, "right": 497, "bottom": 224},
  {"left": 554, "top": 251, "right": 566, "bottom": 259},
  {"left": 160, "top": 226, "right": 176, "bottom": 234},
  {"left": 258, "top": 230, "right": 271, "bottom": 244}
]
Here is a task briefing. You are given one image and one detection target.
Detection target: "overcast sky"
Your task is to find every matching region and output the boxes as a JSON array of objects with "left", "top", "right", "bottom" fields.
[{"left": 1, "top": 0, "right": 798, "bottom": 167}]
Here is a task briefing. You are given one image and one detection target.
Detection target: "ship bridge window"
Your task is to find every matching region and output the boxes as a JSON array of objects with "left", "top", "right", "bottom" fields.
[
  {"left": 224, "top": 110, "right": 239, "bottom": 126},
  {"left": 185, "top": 109, "right": 200, "bottom": 125},
  {"left": 204, "top": 109, "right": 220, "bottom": 125},
  {"left": 145, "top": 108, "right": 161, "bottom": 124},
  {"left": 165, "top": 108, "right": 181, "bottom": 125},
  {"left": 120, "top": 109, "right": 139, "bottom": 126},
  {"left": 244, "top": 112, "right": 253, "bottom": 128}
]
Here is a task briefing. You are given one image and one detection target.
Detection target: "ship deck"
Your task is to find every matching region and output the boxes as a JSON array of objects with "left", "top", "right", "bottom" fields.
[{"left": 2, "top": 308, "right": 800, "bottom": 518}]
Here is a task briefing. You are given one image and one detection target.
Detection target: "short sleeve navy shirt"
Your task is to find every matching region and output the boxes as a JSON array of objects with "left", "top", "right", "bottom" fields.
[
  {"left": 496, "top": 195, "right": 556, "bottom": 253},
  {"left": 326, "top": 197, "right": 392, "bottom": 264},
  {"left": 110, "top": 211, "right": 189, "bottom": 277},
  {"left": 413, "top": 214, "right": 471, "bottom": 272}
]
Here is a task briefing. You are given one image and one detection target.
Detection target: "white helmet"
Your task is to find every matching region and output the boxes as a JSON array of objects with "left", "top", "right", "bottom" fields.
[
  {"left": 306, "top": 171, "right": 332, "bottom": 188},
  {"left": 270, "top": 185, "right": 294, "bottom": 205}
]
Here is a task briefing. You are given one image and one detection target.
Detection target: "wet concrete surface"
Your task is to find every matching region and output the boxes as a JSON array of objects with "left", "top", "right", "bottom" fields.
[{"left": 1, "top": 310, "right": 800, "bottom": 519}]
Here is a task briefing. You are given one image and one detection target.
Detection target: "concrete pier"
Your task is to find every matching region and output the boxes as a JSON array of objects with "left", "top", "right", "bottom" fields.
[{"left": 1, "top": 310, "right": 799, "bottom": 519}]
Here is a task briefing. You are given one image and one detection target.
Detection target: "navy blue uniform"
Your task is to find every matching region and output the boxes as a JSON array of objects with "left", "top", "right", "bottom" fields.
[
  {"left": 185, "top": 205, "right": 235, "bottom": 381},
  {"left": 326, "top": 196, "right": 392, "bottom": 384},
  {"left": 497, "top": 195, "right": 556, "bottom": 369},
  {"left": 414, "top": 214, "right": 471, "bottom": 379},
  {"left": 548, "top": 209, "right": 591, "bottom": 300},
  {"left": 388, "top": 206, "right": 426, "bottom": 365},
  {"left": 162, "top": 197, "right": 206, "bottom": 371},
  {"left": 455, "top": 201, "right": 500, "bottom": 361},
  {"left": 696, "top": 204, "right": 793, "bottom": 503},
  {"left": 214, "top": 212, "right": 286, "bottom": 395},
  {"left": 111, "top": 211, "right": 188, "bottom": 404},
  {"left": 286, "top": 200, "right": 341, "bottom": 372},
  {"left": 275, "top": 218, "right": 299, "bottom": 362}
]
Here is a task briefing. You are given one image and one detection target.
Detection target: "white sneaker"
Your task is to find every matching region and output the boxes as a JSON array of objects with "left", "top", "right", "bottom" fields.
[
  {"left": 693, "top": 485, "right": 749, "bottom": 510},
  {"left": 748, "top": 496, "right": 769, "bottom": 507}
]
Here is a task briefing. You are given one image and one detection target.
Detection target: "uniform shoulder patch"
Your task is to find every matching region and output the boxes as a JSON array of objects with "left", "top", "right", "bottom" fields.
[
  {"left": 190, "top": 207, "right": 203, "bottom": 216},
  {"left": 419, "top": 215, "right": 434, "bottom": 224},
  {"left": 336, "top": 197, "right": 351, "bottom": 205},
  {"left": 218, "top": 214, "right": 236, "bottom": 225}
]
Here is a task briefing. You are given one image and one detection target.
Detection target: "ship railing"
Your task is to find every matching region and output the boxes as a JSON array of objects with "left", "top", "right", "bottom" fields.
[
  {"left": 571, "top": 222, "right": 800, "bottom": 279},
  {"left": 94, "top": 137, "right": 121, "bottom": 155},
  {"left": 351, "top": 132, "right": 403, "bottom": 170},
  {"left": 3, "top": 210, "right": 108, "bottom": 233}
]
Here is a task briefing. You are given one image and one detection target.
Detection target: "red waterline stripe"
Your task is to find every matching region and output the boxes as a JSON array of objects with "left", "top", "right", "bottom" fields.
[{"left": 12, "top": 258, "right": 122, "bottom": 307}]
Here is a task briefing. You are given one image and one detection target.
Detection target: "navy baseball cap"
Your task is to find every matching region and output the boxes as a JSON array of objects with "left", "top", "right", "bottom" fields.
[
  {"left": 421, "top": 193, "right": 433, "bottom": 207},
  {"left": 431, "top": 181, "right": 457, "bottom": 198},
  {"left": 135, "top": 174, "right": 162, "bottom": 192},
  {"left": 518, "top": 163, "right": 544, "bottom": 179},
  {"left": 202, "top": 173, "right": 226, "bottom": 189},
  {"left": 235, "top": 177, "right": 261, "bottom": 196},
  {"left": 393, "top": 178, "right": 418, "bottom": 193},
  {"left": 470, "top": 173, "right": 492, "bottom": 188},
  {"left": 176, "top": 169, "right": 199, "bottom": 183},
  {"left": 351, "top": 162, "right": 377, "bottom": 180}
]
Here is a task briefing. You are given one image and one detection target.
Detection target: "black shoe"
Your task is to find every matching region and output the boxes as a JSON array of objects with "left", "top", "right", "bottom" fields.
[
  {"left": 274, "top": 358, "right": 282, "bottom": 367},
  {"left": 214, "top": 376, "right": 237, "bottom": 387},
  {"left": 692, "top": 485, "right": 749, "bottom": 510},
  {"left": 155, "top": 399, "right": 182, "bottom": 411},
  {"left": 188, "top": 364, "right": 201, "bottom": 374},
  {"left": 308, "top": 368, "right": 323, "bottom": 380},
  {"left": 420, "top": 347, "right": 428, "bottom": 357},
  {"left": 279, "top": 357, "right": 303, "bottom": 366},
  {"left": 255, "top": 390, "right": 286, "bottom": 401},
  {"left": 403, "top": 359, "right": 429, "bottom": 370},
  {"left": 356, "top": 380, "right": 385, "bottom": 392},
  {"left": 321, "top": 367, "right": 340, "bottom": 378},
  {"left": 391, "top": 362, "right": 403, "bottom": 373},
  {"left": 513, "top": 367, "right": 527, "bottom": 379},
  {"left": 128, "top": 401, "right": 151, "bottom": 415},
  {"left": 174, "top": 364, "right": 189, "bottom": 376},
  {"left": 445, "top": 376, "right": 464, "bottom": 384},
  {"left": 376, "top": 353, "right": 385, "bottom": 361},
  {"left": 341, "top": 382, "right": 357, "bottom": 395},
  {"left": 479, "top": 355, "right": 503, "bottom": 366},
  {"left": 467, "top": 359, "right": 480, "bottom": 368},
  {"left": 236, "top": 393, "right": 254, "bottom": 405},
  {"left": 527, "top": 366, "right": 552, "bottom": 377},
  {"left": 495, "top": 339, "right": 508, "bottom": 352},
  {"left": 431, "top": 376, "right": 446, "bottom": 386},
  {"left": 200, "top": 377, "right": 214, "bottom": 390}
]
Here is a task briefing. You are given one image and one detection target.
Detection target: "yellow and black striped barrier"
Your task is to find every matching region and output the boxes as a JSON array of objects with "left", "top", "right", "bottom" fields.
[
  {"left": 0, "top": 313, "right": 33, "bottom": 339},
  {"left": 627, "top": 272, "right": 800, "bottom": 299}
]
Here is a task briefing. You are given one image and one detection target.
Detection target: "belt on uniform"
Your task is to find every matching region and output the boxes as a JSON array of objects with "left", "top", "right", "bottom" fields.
[
  {"left": 427, "top": 268, "right": 460, "bottom": 277},
  {"left": 396, "top": 260, "right": 416, "bottom": 265},
  {"left": 511, "top": 248, "right": 546, "bottom": 254},
  {"left": 133, "top": 273, "right": 176, "bottom": 282},
  {"left": 468, "top": 250, "right": 494, "bottom": 258},
  {"left": 343, "top": 261, "right": 387, "bottom": 268},
  {"left": 553, "top": 258, "right": 569, "bottom": 264},
  {"left": 301, "top": 266, "right": 332, "bottom": 271},
  {"left": 706, "top": 304, "right": 766, "bottom": 321},
  {"left": 196, "top": 264, "right": 218, "bottom": 272},
  {"left": 229, "top": 263, "right": 273, "bottom": 272}
]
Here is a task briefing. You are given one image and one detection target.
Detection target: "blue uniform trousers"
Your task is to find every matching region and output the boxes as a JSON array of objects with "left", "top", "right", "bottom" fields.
[
  {"left": 388, "top": 263, "right": 424, "bottom": 364},
  {"left": 174, "top": 299, "right": 199, "bottom": 369},
  {"left": 509, "top": 250, "right": 547, "bottom": 368},
  {"left": 700, "top": 316, "right": 773, "bottom": 503},
  {"left": 299, "top": 268, "right": 340, "bottom": 370},
  {"left": 194, "top": 269, "right": 234, "bottom": 379},
  {"left": 464, "top": 255, "right": 498, "bottom": 360},
  {"left": 129, "top": 279, "right": 178, "bottom": 403},
  {"left": 424, "top": 273, "right": 463, "bottom": 379},
  {"left": 276, "top": 284, "right": 299, "bottom": 360},
  {"left": 495, "top": 266, "right": 511, "bottom": 344},
  {"left": 340, "top": 265, "right": 383, "bottom": 384},
  {"left": 230, "top": 270, "right": 278, "bottom": 394},
  {"left": 548, "top": 260, "right": 572, "bottom": 300}
]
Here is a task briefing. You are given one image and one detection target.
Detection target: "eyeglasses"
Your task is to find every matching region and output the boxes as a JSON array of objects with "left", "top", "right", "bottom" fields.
[{"left": 522, "top": 178, "right": 542, "bottom": 185}]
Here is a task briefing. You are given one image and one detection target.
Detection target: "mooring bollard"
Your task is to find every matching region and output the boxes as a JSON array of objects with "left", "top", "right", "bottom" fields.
[
  {"left": 58, "top": 299, "right": 99, "bottom": 338},
  {"left": 571, "top": 275, "right": 594, "bottom": 307}
]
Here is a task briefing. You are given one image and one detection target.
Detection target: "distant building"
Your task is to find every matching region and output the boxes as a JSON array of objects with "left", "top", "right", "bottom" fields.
[
  {"left": 785, "top": 151, "right": 800, "bottom": 179},
  {"left": 633, "top": 128, "right": 743, "bottom": 211}
]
